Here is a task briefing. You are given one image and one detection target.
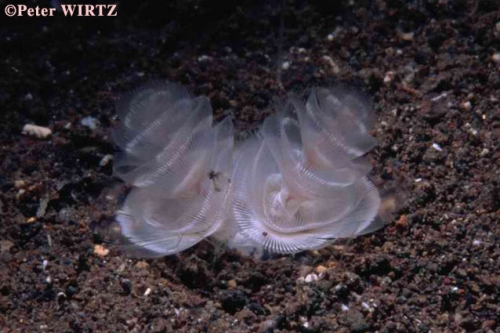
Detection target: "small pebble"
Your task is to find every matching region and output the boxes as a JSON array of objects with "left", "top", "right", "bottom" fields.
[
  {"left": 135, "top": 261, "right": 149, "bottom": 269},
  {"left": 396, "top": 215, "right": 408, "bottom": 227},
  {"left": 121, "top": 279, "right": 132, "bottom": 294},
  {"left": 464, "top": 123, "right": 478, "bottom": 136},
  {"left": 16, "top": 189, "right": 26, "bottom": 200},
  {"left": 296, "top": 276, "right": 306, "bottom": 284},
  {"left": 66, "top": 286, "right": 79, "bottom": 297},
  {"left": 26, "top": 217, "right": 36, "bottom": 223},
  {"left": 383, "top": 71, "right": 395, "bottom": 84},
  {"left": 37, "top": 196, "right": 49, "bottom": 218},
  {"left": 479, "top": 148, "right": 489, "bottom": 157},
  {"left": 305, "top": 273, "right": 319, "bottom": 283},
  {"left": 14, "top": 180, "right": 26, "bottom": 189},
  {"left": 322, "top": 55, "right": 340, "bottom": 74},
  {"left": 117, "top": 263, "right": 126, "bottom": 273},
  {"left": 315, "top": 265, "right": 328, "bottom": 274},
  {"left": 431, "top": 92, "right": 447, "bottom": 102},
  {"left": 492, "top": 53, "right": 500, "bottom": 63},
  {"left": 197, "top": 55, "right": 211, "bottom": 62},
  {"left": 57, "top": 292, "right": 67, "bottom": 300},
  {"left": 228, "top": 279, "right": 237, "bottom": 289},
  {"left": 361, "top": 302, "right": 373, "bottom": 312},
  {"left": 0, "top": 240, "right": 14, "bottom": 253},
  {"left": 299, "top": 316, "right": 309, "bottom": 328},
  {"left": 282, "top": 61, "right": 290, "bottom": 70},
  {"left": 461, "top": 101, "right": 472, "bottom": 111},
  {"left": 94, "top": 244, "right": 109, "bottom": 257},
  {"left": 398, "top": 31, "right": 414, "bottom": 41},
  {"left": 80, "top": 116, "right": 99, "bottom": 130}
]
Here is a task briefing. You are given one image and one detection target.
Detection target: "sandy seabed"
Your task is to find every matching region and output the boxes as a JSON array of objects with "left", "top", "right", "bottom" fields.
[{"left": 1, "top": 1, "right": 500, "bottom": 332}]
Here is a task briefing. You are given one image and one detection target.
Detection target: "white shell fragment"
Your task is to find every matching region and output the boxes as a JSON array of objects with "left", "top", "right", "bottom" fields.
[
  {"left": 22, "top": 124, "right": 52, "bottom": 139},
  {"left": 112, "top": 82, "right": 386, "bottom": 256},
  {"left": 432, "top": 143, "right": 443, "bottom": 152}
]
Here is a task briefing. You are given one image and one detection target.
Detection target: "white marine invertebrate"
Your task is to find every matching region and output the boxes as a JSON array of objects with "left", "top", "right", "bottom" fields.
[
  {"left": 112, "top": 82, "right": 386, "bottom": 256},
  {"left": 231, "top": 88, "right": 381, "bottom": 254},
  {"left": 113, "top": 82, "right": 215, "bottom": 192},
  {"left": 113, "top": 82, "right": 234, "bottom": 256}
]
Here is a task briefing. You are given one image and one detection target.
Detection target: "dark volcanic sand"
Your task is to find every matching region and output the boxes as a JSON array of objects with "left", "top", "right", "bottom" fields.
[{"left": 1, "top": 1, "right": 500, "bottom": 332}]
